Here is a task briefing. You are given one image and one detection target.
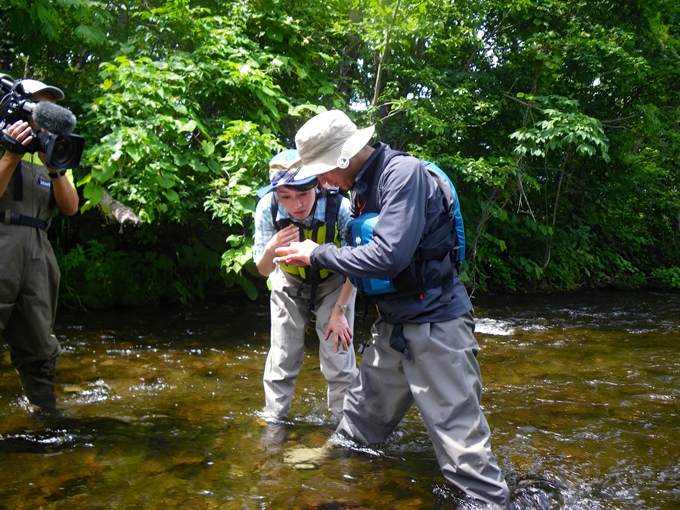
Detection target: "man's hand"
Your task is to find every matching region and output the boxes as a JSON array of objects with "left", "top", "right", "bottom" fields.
[
  {"left": 1, "top": 120, "right": 33, "bottom": 157},
  {"left": 1, "top": 121, "right": 34, "bottom": 198},
  {"left": 274, "top": 239, "right": 319, "bottom": 266}
]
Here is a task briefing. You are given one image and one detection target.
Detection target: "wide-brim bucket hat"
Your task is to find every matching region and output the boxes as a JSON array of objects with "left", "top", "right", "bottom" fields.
[
  {"left": 294, "top": 110, "right": 375, "bottom": 180},
  {"left": 256, "top": 149, "right": 318, "bottom": 198}
]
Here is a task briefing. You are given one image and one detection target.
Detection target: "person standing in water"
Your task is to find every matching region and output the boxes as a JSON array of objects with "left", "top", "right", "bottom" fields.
[
  {"left": 253, "top": 149, "right": 357, "bottom": 423},
  {"left": 0, "top": 75, "right": 79, "bottom": 411},
  {"left": 275, "top": 111, "right": 510, "bottom": 508}
]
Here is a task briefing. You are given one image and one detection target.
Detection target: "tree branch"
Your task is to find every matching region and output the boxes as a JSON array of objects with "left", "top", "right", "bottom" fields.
[
  {"left": 371, "top": 0, "right": 403, "bottom": 110},
  {"left": 99, "top": 188, "right": 142, "bottom": 227}
]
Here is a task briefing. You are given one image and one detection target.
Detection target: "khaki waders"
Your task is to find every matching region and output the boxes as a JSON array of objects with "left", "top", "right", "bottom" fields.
[{"left": 0, "top": 160, "right": 62, "bottom": 409}]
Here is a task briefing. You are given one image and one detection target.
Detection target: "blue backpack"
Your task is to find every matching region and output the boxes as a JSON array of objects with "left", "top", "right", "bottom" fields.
[
  {"left": 347, "top": 159, "right": 466, "bottom": 297},
  {"left": 424, "top": 161, "right": 466, "bottom": 266}
]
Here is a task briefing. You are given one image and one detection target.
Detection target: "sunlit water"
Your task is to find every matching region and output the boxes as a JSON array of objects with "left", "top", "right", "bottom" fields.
[{"left": 1, "top": 290, "right": 678, "bottom": 509}]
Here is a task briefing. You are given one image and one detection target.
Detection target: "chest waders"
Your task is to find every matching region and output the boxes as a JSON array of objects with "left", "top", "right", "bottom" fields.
[
  {"left": 0, "top": 162, "right": 54, "bottom": 230},
  {"left": 0, "top": 160, "right": 60, "bottom": 409},
  {"left": 271, "top": 191, "right": 341, "bottom": 312}
]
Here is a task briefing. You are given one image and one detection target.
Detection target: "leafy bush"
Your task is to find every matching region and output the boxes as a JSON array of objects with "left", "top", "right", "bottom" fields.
[
  {"left": 651, "top": 267, "right": 680, "bottom": 289},
  {"left": 57, "top": 238, "right": 226, "bottom": 310}
]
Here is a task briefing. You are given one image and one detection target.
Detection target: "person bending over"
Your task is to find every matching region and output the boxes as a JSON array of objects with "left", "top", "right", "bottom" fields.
[
  {"left": 275, "top": 111, "right": 510, "bottom": 508},
  {"left": 253, "top": 149, "right": 357, "bottom": 423}
]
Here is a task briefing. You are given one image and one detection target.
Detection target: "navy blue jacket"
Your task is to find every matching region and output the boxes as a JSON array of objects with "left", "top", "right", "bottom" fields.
[{"left": 311, "top": 143, "right": 472, "bottom": 324}]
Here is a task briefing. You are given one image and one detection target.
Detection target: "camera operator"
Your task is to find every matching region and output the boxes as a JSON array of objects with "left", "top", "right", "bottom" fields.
[{"left": 0, "top": 76, "right": 78, "bottom": 411}]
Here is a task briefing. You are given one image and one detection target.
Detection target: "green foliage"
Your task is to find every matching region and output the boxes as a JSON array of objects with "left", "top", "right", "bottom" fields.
[
  {"left": 68, "top": 0, "right": 311, "bottom": 301},
  {"left": 205, "top": 120, "right": 282, "bottom": 299},
  {"left": 3, "top": 0, "right": 110, "bottom": 47},
  {"left": 652, "top": 267, "right": 680, "bottom": 289},
  {"left": 58, "top": 238, "right": 222, "bottom": 309},
  {"left": 510, "top": 94, "right": 610, "bottom": 162},
  {"left": 346, "top": 0, "right": 679, "bottom": 294},
  {"left": 5, "top": 0, "right": 680, "bottom": 305}
]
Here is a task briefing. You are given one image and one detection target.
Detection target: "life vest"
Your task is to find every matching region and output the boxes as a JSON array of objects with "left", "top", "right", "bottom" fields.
[
  {"left": 347, "top": 149, "right": 462, "bottom": 298},
  {"left": 271, "top": 189, "right": 343, "bottom": 310}
]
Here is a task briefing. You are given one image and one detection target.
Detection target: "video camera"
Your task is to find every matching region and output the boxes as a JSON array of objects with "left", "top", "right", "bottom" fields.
[{"left": 0, "top": 74, "right": 84, "bottom": 169}]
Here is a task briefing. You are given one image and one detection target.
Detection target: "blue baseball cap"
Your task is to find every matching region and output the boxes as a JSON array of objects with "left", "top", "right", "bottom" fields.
[{"left": 257, "top": 149, "right": 318, "bottom": 198}]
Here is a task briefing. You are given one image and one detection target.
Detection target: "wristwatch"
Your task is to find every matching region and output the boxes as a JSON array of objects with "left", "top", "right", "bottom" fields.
[
  {"left": 335, "top": 303, "right": 349, "bottom": 313},
  {"left": 48, "top": 170, "right": 66, "bottom": 179}
]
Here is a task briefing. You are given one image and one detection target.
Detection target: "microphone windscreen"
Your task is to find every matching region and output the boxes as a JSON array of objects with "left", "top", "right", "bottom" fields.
[{"left": 32, "top": 101, "right": 77, "bottom": 135}]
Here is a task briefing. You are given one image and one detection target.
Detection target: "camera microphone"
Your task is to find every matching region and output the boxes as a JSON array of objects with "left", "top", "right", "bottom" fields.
[{"left": 32, "top": 101, "right": 77, "bottom": 135}]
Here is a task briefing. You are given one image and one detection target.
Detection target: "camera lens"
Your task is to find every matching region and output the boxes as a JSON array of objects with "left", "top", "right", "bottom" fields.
[
  {"left": 40, "top": 132, "right": 85, "bottom": 169},
  {"left": 51, "top": 137, "right": 73, "bottom": 161}
]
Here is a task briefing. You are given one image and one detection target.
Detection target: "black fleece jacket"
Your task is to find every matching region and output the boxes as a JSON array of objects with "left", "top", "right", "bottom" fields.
[{"left": 310, "top": 143, "right": 472, "bottom": 324}]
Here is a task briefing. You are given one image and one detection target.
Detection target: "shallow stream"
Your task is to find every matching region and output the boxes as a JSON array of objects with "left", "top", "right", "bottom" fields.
[{"left": 1, "top": 290, "right": 678, "bottom": 509}]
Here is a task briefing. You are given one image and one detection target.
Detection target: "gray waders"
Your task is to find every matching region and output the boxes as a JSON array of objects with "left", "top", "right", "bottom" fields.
[
  {"left": 263, "top": 267, "right": 357, "bottom": 420},
  {"left": 336, "top": 313, "right": 510, "bottom": 508}
]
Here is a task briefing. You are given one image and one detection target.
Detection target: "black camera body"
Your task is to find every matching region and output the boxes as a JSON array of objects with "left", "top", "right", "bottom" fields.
[{"left": 0, "top": 75, "right": 84, "bottom": 169}]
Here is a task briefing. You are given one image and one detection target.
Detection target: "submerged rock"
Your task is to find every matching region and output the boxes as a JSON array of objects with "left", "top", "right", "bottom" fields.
[{"left": 283, "top": 445, "right": 331, "bottom": 469}]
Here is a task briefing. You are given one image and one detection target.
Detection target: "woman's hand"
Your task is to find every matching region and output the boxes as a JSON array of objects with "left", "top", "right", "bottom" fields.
[
  {"left": 325, "top": 306, "right": 353, "bottom": 352},
  {"left": 256, "top": 224, "right": 300, "bottom": 276},
  {"left": 266, "top": 224, "right": 299, "bottom": 251}
]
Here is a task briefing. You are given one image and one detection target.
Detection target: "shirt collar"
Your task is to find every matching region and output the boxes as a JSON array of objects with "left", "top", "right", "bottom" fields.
[{"left": 352, "top": 142, "right": 386, "bottom": 195}]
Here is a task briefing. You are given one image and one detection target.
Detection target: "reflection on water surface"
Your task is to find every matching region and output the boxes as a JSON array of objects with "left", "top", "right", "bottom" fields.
[{"left": 1, "top": 290, "right": 678, "bottom": 509}]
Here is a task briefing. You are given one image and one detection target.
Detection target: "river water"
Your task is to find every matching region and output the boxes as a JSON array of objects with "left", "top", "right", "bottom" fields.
[{"left": 0, "top": 290, "right": 678, "bottom": 509}]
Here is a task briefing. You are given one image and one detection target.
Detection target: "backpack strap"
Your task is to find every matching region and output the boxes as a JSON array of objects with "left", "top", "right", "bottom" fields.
[
  {"left": 324, "top": 189, "right": 341, "bottom": 244},
  {"left": 0, "top": 211, "right": 48, "bottom": 230},
  {"left": 270, "top": 193, "right": 288, "bottom": 231},
  {"left": 306, "top": 191, "right": 343, "bottom": 310}
]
